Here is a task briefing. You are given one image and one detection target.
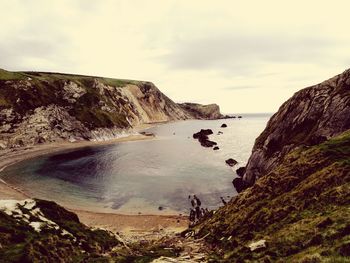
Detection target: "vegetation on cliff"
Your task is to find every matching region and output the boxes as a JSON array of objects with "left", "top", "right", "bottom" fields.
[
  {"left": 193, "top": 130, "right": 350, "bottom": 262},
  {"left": 0, "top": 69, "right": 222, "bottom": 149},
  {"left": 0, "top": 199, "right": 119, "bottom": 262}
]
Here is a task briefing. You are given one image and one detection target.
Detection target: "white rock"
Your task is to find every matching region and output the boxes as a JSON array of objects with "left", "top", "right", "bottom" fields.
[
  {"left": 29, "top": 221, "right": 43, "bottom": 232},
  {"left": 248, "top": 239, "right": 267, "bottom": 251}
]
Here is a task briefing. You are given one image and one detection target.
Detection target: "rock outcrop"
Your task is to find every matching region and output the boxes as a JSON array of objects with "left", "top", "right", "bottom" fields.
[
  {"left": 0, "top": 69, "right": 222, "bottom": 149},
  {"left": 178, "top": 103, "right": 222, "bottom": 120},
  {"left": 225, "top": 158, "right": 238, "bottom": 167},
  {"left": 243, "top": 69, "right": 350, "bottom": 186},
  {"left": 193, "top": 129, "right": 217, "bottom": 148}
]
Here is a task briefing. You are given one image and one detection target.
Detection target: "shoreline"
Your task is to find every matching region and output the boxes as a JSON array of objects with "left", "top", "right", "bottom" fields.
[
  {"left": 0, "top": 127, "right": 189, "bottom": 237},
  {"left": 0, "top": 133, "right": 154, "bottom": 200}
]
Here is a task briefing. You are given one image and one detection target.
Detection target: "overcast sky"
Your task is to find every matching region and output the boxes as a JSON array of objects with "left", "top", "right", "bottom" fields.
[{"left": 1, "top": 0, "right": 350, "bottom": 113}]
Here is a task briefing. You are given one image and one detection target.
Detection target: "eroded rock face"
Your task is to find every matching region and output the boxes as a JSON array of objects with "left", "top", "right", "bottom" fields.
[
  {"left": 243, "top": 69, "right": 350, "bottom": 185},
  {"left": 178, "top": 103, "right": 223, "bottom": 120},
  {"left": 0, "top": 70, "right": 222, "bottom": 148}
]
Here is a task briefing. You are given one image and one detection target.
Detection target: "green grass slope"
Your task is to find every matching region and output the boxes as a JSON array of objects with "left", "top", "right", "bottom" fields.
[
  {"left": 0, "top": 69, "right": 143, "bottom": 129},
  {"left": 0, "top": 199, "right": 119, "bottom": 263},
  {"left": 195, "top": 130, "right": 350, "bottom": 262}
]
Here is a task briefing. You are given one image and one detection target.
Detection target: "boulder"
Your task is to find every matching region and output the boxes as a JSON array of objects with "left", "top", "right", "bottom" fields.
[
  {"left": 200, "top": 139, "right": 217, "bottom": 148},
  {"left": 193, "top": 129, "right": 213, "bottom": 139},
  {"left": 221, "top": 123, "right": 227, "bottom": 128},
  {"left": 217, "top": 131, "right": 223, "bottom": 135},
  {"left": 248, "top": 239, "right": 267, "bottom": 252},
  {"left": 236, "top": 167, "right": 246, "bottom": 177},
  {"left": 225, "top": 158, "right": 238, "bottom": 167},
  {"left": 193, "top": 129, "right": 217, "bottom": 148},
  {"left": 213, "top": 146, "right": 219, "bottom": 150},
  {"left": 232, "top": 177, "right": 249, "bottom": 193}
]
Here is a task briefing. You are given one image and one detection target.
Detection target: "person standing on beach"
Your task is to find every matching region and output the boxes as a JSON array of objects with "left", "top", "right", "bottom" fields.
[{"left": 194, "top": 195, "right": 201, "bottom": 207}]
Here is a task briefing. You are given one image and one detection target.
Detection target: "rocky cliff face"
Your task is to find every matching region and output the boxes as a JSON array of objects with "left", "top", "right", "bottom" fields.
[
  {"left": 0, "top": 69, "right": 221, "bottom": 149},
  {"left": 243, "top": 69, "right": 350, "bottom": 186},
  {"left": 178, "top": 103, "right": 222, "bottom": 120},
  {"left": 189, "top": 69, "right": 350, "bottom": 262},
  {"left": 195, "top": 130, "right": 350, "bottom": 262}
]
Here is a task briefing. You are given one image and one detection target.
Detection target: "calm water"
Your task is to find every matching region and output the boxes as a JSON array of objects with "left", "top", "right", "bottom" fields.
[{"left": 1, "top": 114, "right": 270, "bottom": 214}]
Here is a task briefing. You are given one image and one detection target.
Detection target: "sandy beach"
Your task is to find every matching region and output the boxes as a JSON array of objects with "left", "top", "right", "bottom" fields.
[{"left": 0, "top": 131, "right": 188, "bottom": 239}]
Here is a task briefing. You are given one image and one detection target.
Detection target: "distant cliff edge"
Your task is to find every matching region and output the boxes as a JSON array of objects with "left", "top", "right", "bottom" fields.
[{"left": 0, "top": 69, "right": 222, "bottom": 149}]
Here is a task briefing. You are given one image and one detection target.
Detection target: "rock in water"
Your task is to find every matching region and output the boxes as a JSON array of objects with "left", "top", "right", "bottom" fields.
[
  {"left": 232, "top": 177, "right": 248, "bottom": 193},
  {"left": 213, "top": 146, "right": 219, "bottom": 150},
  {"left": 225, "top": 158, "right": 238, "bottom": 167},
  {"left": 193, "top": 129, "right": 217, "bottom": 148},
  {"left": 236, "top": 167, "right": 246, "bottom": 177},
  {"left": 193, "top": 129, "right": 213, "bottom": 139},
  {"left": 221, "top": 123, "right": 227, "bottom": 128}
]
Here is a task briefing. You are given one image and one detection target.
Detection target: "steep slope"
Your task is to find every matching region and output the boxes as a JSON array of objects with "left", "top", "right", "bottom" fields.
[
  {"left": 0, "top": 69, "right": 221, "bottom": 149},
  {"left": 242, "top": 69, "right": 350, "bottom": 187},
  {"left": 195, "top": 130, "right": 350, "bottom": 262},
  {"left": 0, "top": 199, "right": 119, "bottom": 262}
]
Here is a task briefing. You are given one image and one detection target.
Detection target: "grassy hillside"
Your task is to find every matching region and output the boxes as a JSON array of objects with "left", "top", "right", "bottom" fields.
[
  {"left": 0, "top": 69, "right": 142, "bottom": 128},
  {"left": 194, "top": 130, "right": 350, "bottom": 262},
  {"left": 0, "top": 199, "right": 119, "bottom": 263}
]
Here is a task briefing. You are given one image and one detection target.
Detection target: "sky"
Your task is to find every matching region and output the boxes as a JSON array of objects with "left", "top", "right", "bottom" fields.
[{"left": 1, "top": 0, "right": 350, "bottom": 113}]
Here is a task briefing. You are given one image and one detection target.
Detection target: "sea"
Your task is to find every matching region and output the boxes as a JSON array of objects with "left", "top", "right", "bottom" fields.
[{"left": 0, "top": 114, "right": 271, "bottom": 215}]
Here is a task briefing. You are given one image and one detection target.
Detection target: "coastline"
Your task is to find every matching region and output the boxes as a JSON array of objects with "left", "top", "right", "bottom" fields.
[
  {"left": 0, "top": 125, "right": 188, "bottom": 237},
  {"left": 0, "top": 133, "right": 153, "bottom": 199}
]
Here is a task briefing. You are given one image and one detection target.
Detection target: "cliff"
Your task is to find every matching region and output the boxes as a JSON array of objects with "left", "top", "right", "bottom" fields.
[
  {"left": 195, "top": 130, "right": 350, "bottom": 262},
  {"left": 189, "top": 69, "right": 350, "bottom": 262},
  {"left": 242, "top": 69, "right": 350, "bottom": 186},
  {"left": 0, "top": 69, "right": 221, "bottom": 149},
  {"left": 178, "top": 103, "right": 222, "bottom": 120}
]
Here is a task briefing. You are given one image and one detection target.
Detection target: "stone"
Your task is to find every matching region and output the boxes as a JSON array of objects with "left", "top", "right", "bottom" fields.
[
  {"left": 232, "top": 177, "right": 249, "bottom": 193},
  {"left": 236, "top": 167, "right": 246, "bottom": 177},
  {"left": 193, "top": 129, "right": 213, "bottom": 139},
  {"left": 248, "top": 239, "right": 266, "bottom": 252},
  {"left": 193, "top": 129, "right": 217, "bottom": 148},
  {"left": 213, "top": 146, "right": 219, "bottom": 150},
  {"left": 221, "top": 123, "right": 227, "bottom": 128},
  {"left": 225, "top": 158, "right": 238, "bottom": 167}
]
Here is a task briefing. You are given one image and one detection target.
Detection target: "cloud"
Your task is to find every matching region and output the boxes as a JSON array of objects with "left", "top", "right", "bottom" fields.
[
  {"left": 1, "top": 0, "right": 350, "bottom": 113},
  {"left": 160, "top": 34, "right": 337, "bottom": 75},
  {"left": 222, "top": 86, "right": 257, "bottom": 91}
]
